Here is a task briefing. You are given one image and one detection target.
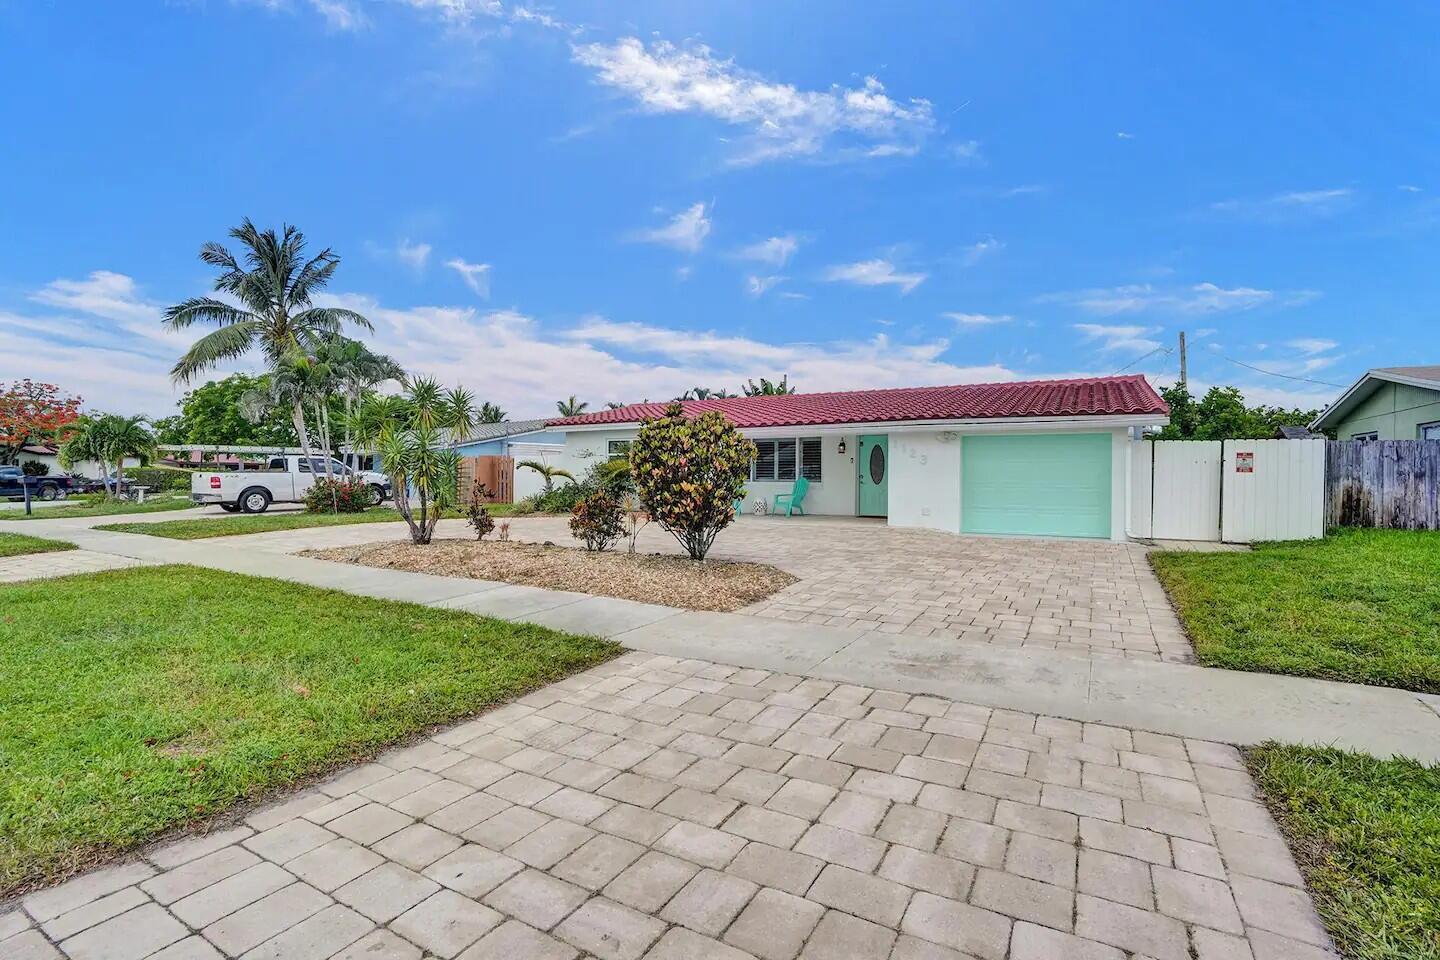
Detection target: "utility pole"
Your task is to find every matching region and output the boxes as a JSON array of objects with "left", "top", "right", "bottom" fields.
[{"left": 1178, "top": 331, "right": 1188, "bottom": 388}]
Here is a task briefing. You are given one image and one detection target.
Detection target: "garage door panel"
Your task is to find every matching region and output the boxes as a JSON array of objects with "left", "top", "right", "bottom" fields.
[{"left": 962, "top": 433, "right": 1111, "bottom": 538}]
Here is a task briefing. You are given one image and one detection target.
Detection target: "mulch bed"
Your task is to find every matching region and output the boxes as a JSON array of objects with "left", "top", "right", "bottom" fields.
[{"left": 303, "top": 539, "right": 798, "bottom": 612}]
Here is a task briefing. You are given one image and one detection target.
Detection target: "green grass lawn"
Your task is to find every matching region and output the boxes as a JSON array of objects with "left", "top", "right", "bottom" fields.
[
  {"left": 97, "top": 508, "right": 407, "bottom": 539},
  {"left": 96, "top": 501, "right": 543, "bottom": 539},
  {"left": 0, "top": 564, "right": 619, "bottom": 896},
  {"left": 1150, "top": 529, "right": 1440, "bottom": 691},
  {"left": 0, "top": 493, "right": 195, "bottom": 522},
  {"left": 0, "top": 532, "right": 76, "bottom": 558},
  {"left": 1248, "top": 744, "right": 1440, "bottom": 960}
]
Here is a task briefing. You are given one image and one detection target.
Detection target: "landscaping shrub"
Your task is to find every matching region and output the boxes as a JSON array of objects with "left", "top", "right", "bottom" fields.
[
  {"left": 466, "top": 479, "right": 496, "bottom": 540},
  {"left": 122, "top": 466, "right": 192, "bottom": 491},
  {"left": 20, "top": 460, "right": 49, "bottom": 477},
  {"left": 302, "top": 477, "right": 371, "bottom": 513},
  {"left": 629, "top": 402, "right": 755, "bottom": 561},
  {"left": 569, "top": 490, "right": 624, "bottom": 552},
  {"left": 534, "top": 482, "right": 587, "bottom": 514}
]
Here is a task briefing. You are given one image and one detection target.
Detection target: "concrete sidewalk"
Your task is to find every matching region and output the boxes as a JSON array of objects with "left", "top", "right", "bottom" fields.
[{"left": 22, "top": 521, "right": 1440, "bottom": 763}]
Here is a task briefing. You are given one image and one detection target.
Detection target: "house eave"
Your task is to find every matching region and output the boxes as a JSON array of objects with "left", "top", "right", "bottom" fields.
[
  {"left": 555, "top": 413, "right": 1168, "bottom": 436},
  {"left": 1309, "top": 369, "right": 1440, "bottom": 431}
]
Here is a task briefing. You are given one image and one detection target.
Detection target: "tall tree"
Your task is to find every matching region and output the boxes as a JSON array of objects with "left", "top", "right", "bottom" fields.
[
  {"left": 477, "top": 402, "right": 506, "bottom": 424},
  {"left": 163, "top": 219, "right": 373, "bottom": 471},
  {"left": 1153, "top": 384, "right": 1320, "bottom": 440},
  {"left": 167, "top": 374, "right": 299, "bottom": 447},
  {"left": 556, "top": 395, "right": 589, "bottom": 417},
  {"left": 0, "top": 380, "right": 83, "bottom": 465}
]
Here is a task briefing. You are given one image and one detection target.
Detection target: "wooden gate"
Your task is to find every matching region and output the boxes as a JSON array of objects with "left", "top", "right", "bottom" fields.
[
  {"left": 458, "top": 455, "right": 514, "bottom": 503},
  {"left": 1326, "top": 440, "right": 1440, "bottom": 530}
]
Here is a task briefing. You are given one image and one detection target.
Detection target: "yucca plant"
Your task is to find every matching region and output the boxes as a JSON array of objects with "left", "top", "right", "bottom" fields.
[{"left": 356, "top": 378, "right": 473, "bottom": 544}]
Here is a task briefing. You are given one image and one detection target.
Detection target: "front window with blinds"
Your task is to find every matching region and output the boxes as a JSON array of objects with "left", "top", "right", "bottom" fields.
[{"left": 752, "top": 437, "right": 822, "bottom": 482}]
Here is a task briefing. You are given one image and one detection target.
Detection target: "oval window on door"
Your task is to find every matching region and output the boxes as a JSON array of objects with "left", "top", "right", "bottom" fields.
[{"left": 868, "top": 444, "right": 886, "bottom": 484}]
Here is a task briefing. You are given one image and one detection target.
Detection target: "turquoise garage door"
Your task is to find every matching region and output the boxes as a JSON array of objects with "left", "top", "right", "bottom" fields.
[{"left": 961, "top": 433, "right": 1112, "bottom": 538}]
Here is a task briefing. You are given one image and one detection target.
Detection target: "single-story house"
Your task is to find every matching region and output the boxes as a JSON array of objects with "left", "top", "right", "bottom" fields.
[
  {"left": 548, "top": 375, "right": 1170, "bottom": 541},
  {"left": 1309, "top": 365, "right": 1440, "bottom": 441},
  {"left": 16, "top": 444, "right": 141, "bottom": 479},
  {"left": 447, "top": 419, "right": 567, "bottom": 502}
]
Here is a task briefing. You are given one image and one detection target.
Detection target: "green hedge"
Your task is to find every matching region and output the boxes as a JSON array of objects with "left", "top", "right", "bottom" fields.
[{"left": 122, "top": 467, "right": 194, "bottom": 491}]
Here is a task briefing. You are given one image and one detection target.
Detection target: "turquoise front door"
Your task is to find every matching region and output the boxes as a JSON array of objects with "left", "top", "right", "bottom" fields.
[
  {"left": 857, "top": 434, "right": 889, "bottom": 517},
  {"left": 961, "top": 433, "right": 1112, "bottom": 538}
]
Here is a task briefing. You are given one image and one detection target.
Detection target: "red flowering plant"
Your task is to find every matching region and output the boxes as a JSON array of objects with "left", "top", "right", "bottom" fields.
[
  {"left": 0, "top": 380, "right": 83, "bottom": 465},
  {"left": 628, "top": 402, "right": 755, "bottom": 560}
]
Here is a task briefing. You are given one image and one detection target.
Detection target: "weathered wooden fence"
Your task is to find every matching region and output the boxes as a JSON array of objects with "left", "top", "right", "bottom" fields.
[
  {"left": 1326, "top": 440, "right": 1440, "bottom": 530},
  {"left": 458, "top": 455, "right": 514, "bottom": 503}
]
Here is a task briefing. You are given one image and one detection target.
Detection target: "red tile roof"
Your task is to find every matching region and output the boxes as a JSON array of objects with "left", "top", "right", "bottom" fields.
[{"left": 548, "top": 375, "right": 1168, "bottom": 429}]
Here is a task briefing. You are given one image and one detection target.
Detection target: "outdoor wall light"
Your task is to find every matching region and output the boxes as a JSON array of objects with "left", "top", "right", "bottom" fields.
[{"left": 837, "top": 439, "right": 847, "bottom": 454}]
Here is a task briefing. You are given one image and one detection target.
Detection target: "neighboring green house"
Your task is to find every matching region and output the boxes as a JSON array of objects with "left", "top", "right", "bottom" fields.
[{"left": 1311, "top": 366, "right": 1440, "bottom": 440}]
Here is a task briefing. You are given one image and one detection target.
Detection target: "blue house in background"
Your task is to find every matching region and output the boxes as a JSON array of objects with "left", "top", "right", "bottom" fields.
[{"left": 447, "top": 419, "right": 569, "bottom": 502}]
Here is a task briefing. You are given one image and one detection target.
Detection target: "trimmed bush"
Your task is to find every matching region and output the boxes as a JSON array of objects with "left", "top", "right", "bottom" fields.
[
  {"left": 629, "top": 402, "right": 755, "bottom": 560},
  {"left": 302, "top": 477, "right": 371, "bottom": 514},
  {"left": 20, "top": 461, "right": 49, "bottom": 477},
  {"left": 569, "top": 490, "right": 624, "bottom": 552}
]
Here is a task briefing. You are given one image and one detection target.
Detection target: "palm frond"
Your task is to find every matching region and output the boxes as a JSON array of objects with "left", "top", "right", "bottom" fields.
[
  {"left": 169, "top": 320, "right": 260, "bottom": 383},
  {"left": 289, "top": 249, "right": 339, "bottom": 305},
  {"left": 162, "top": 297, "right": 256, "bottom": 330},
  {"left": 293, "top": 307, "right": 374, "bottom": 334}
]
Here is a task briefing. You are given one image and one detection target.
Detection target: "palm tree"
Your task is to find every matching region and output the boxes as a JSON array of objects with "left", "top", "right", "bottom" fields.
[
  {"left": 556, "top": 395, "right": 589, "bottom": 417},
  {"left": 359, "top": 378, "right": 474, "bottom": 544},
  {"left": 163, "top": 219, "right": 373, "bottom": 471},
  {"left": 315, "top": 336, "right": 405, "bottom": 472},
  {"left": 477, "top": 402, "right": 506, "bottom": 424},
  {"left": 59, "top": 414, "right": 155, "bottom": 498},
  {"left": 517, "top": 460, "right": 576, "bottom": 495},
  {"left": 742, "top": 375, "right": 796, "bottom": 396}
]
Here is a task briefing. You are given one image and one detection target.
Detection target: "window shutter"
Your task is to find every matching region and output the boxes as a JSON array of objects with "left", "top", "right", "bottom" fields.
[
  {"left": 753, "top": 440, "right": 777, "bottom": 480},
  {"left": 800, "top": 438, "right": 823, "bottom": 481},
  {"left": 777, "top": 440, "right": 797, "bottom": 480}
]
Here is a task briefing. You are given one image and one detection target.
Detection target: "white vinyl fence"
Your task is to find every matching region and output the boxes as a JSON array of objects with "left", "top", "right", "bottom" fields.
[{"left": 1129, "top": 438, "right": 1325, "bottom": 543}]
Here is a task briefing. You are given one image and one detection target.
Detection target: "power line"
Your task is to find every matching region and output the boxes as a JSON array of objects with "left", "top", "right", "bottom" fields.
[
  {"left": 1112, "top": 345, "right": 1173, "bottom": 375},
  {"left": 1219, "top": 355, "right": 1346, "bottom": 389}
]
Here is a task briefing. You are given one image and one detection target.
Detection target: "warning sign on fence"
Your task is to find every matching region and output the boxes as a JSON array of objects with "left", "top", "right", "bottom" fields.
[{"left": 1235, "top": 451, "right": 1254, "bottom": 473}]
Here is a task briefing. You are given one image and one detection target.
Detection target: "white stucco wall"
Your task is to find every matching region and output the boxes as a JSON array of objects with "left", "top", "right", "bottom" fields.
[{"left": 888, "top": 431, "right": 962, "bottom": 533}]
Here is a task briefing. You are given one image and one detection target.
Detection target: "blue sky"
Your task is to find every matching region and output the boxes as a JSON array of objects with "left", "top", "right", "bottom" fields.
[{"left": 2, "top": 0, "right": 1436, "bottom": 417}]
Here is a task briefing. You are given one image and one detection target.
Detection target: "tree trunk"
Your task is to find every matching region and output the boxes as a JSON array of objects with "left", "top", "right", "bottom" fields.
[{"left": 291, "top": 401, "right": 317, "bottom": 494}]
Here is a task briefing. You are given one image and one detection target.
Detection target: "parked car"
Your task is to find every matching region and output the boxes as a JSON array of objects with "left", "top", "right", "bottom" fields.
[
  {"left": 191, "top": 455, "right": 391, "bottom": 513},
  {"left": 0, "top": 465, "right": 76, "bottom": 501}
]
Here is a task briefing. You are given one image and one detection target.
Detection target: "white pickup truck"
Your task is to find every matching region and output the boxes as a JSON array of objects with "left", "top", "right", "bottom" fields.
[{"left": 191, "top": 455, "right": 391, "bottom": 513}]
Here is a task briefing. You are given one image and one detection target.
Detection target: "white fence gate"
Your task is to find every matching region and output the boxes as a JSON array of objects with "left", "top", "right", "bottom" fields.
[
  {"left": 1129, "top": 438, "right": 1325, "bottom": 543},
  {"left": 1220, "top": 439, "right": 1325, "bottom": 542}
]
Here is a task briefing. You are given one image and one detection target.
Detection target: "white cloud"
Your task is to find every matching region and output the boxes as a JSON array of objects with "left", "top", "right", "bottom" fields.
[
  {"left": 309, "top": 0, "right": 366, "bottom": 30},
  {"left": 1399, "top": 184, "right": 1424, "bottom": 193},
  {"left": 1116, "top": 131, "right": 1135, "bottom": 140},
  {"left": 961, "top": 236, "right": 1003, "bottom": 266},
  {"left": 1287, "top": 337, "right": 1338, "bottom": 356},
  {"left": 632, "top": 202, "right": 712, "bottom": 253},
  {"left": 572, "top": 38, "right": 935, "bottom": 165},
  {"left": 745, "top": 275, "right": 786, "bottom": 297},
  {"left": 396, "top": 239, "right": 432, "bottom": 272},
  {"left": 944, "top": 312, "right": 1013, "bottom": 328},
  {"left": 1074, "top": 323, "right": 1163, "bottom": 354},
  {"left": 950, "top": 140, "right": 983, "bottom": 163},
  {"left": 31, "top": 270, "right": 157, "bottom": 325},
  {"left": 736, "top": 234, "right": 800, "bottom": 268},
  {"left": 822, "top": 259, "right": 927, "bottom": 295},
  {"left": 1043, "top": 282, "right": 1277, "bottom": 316},
  {"left": 445, "top": 258, "right": 492, "bottom": 297},
  {"left": 1210, "top": 188, "right": 1354, "bottom": 219}
]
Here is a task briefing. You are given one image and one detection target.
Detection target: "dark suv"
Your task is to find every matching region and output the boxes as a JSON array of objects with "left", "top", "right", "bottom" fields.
[{"left": 0, "top": 466, "right": 75, "bottom": 501}]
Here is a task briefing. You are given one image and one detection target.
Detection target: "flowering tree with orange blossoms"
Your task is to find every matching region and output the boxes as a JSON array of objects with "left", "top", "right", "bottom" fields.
[{"left": 0, "top": 380, "right": 83, "bottom": 465}]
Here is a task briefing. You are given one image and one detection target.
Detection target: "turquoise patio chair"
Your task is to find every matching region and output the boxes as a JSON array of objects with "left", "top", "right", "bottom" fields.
[{"left": 773, "top": 477, "right": 809, "bottom": 517}]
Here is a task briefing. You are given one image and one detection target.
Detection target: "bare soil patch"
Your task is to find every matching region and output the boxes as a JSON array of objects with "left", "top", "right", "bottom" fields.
[{"left": 303, "top": 539, "right": 798, "bottom": 612}]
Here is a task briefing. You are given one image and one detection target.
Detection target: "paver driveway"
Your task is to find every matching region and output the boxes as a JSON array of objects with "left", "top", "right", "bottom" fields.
[
  {"left": 4, "top": 652, "right": 1334, "bottom": 960},
  {"left": 240, "top": 515, "right": 1195, "bottom": 664}
]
